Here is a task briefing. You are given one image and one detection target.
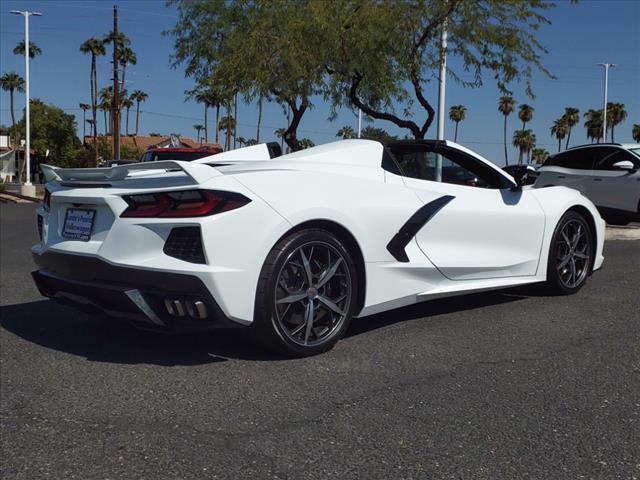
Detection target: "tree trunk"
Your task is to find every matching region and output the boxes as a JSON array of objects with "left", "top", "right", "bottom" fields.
[
  {"left": 518, "top": 149, "right": 523, "bottom": 165},
  {"left": 125, "top": 107, "right": 130, "bottom": 136},
  {"left": 233, "top": 93, "right": 238, "bottom": 149},
  {"left": 91, "top": 55, "right": 99, "bottom": 166},
  {"left": 215, "top": 104, "right": 220, "bottom": 144},
  {"left": 104, "top": 110, "right": 108, "bottom": 136},
  {"left": 611, "top": 125, "right": 615, "bottom": 143},
  {"left": 225, "top": 104, "right": 232, "bottom": 151},
  {"left": 558, "top": 138, "right": 561, "bottom": 152},
  {"left": 256, "top": 96, "right": 263, "bottom": 143},
  {"left": 204, "top": 103, "right": 208, "bottom": 143},
  {"left": 283, "top": 99, "right": 308, "bottom": 152},
  {"left": 503, "top": 115, "right": 508, "bottom": 166},
  {"left": 565, "top": 127, "right": 571, "bottom": 150},
  {"left": 454, "top": 122, "right": 459, "bottom": 142},
  {"left": 82, "top": 109, "right": 86, "bottom": 140},
  {"left": 135, "top": 101, "right": 140, "bottom": 136}
]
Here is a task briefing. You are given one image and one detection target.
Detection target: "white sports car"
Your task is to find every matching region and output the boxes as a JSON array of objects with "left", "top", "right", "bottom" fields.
[{"left": 32, "top": 140, "right": 605, "bottom": 356}]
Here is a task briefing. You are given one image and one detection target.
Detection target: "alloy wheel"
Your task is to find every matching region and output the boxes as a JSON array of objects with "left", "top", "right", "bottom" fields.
[{"left": 556, "top": 219, "right": 591, "bottom": 289}]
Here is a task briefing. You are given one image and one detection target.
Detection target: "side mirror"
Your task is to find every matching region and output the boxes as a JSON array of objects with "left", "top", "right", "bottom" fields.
[
  {"left": 509, "top": 165, "right": 536, "bottom": 190},
  {"left": 612, "top": 160, "right": 636, "bottom": 171}
]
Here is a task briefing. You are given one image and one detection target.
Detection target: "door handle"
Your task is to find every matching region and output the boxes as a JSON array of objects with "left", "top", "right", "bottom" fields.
[
  {"left": 593, "top": 178, "right": 603, "bottom": 182},
  {"left": 556, "top": 175, "right": 566, "bottom": 179}
]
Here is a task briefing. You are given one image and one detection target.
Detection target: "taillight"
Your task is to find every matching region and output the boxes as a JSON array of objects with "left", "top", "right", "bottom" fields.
[
  {"left": 43, "top": 189, "right": 51, "bottom": 211},
  {"left": 120, "top": 189, "right": 251, "bottom": 218}
]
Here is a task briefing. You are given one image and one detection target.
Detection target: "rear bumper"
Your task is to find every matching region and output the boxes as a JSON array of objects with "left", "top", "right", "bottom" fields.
[{"left": 31, "top": 251, "right": 244, "bottom": 333}]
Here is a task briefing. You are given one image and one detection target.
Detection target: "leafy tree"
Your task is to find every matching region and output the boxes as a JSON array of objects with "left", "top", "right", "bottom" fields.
[
  {"left": 218, "top": 115, "right": 237, "bottom": 150},
  {"left": 79, "top": 103, "right": 91, "bottom": 139},
  {"left": 119, "top": 46, "right": 137, "bottom": 92},
  {"left": 99, "top": 86, "right": 113, "bottom": 134},
  {"left": 121, "top": 97, "right": 134, "bottom": 135},
  {"left": 448, "top": 105, "right": 466, "bottom": 142},
  {"left": 297, "top": 138, "right": 315, "bottom": 149},
  {"left": 80, "top": 37, "right": 106, "bottom": 165},
  {"left": 584, "top": 109, "right": 603, "bottom": 143},
  {"left": 186, "top": 82, "right": 227, "bottom": 144},
  {"left": 498, "top": 96, "right": 516, "bottom": 165},
  {"left": 518, "top": 104, "right": 534, "bottom": 131},
  {"left": 513, "top": 129, "right": 535, "bottom": 165},
  {"left": 13, "top": 40, "right": 42, "bottom": 58},
  {"left": 244, "top": 138, "right": 258, "bottom": 146},
  {"left": 360, "top": 126, "right": 398, "bottom": 142},
  {"left": 120, "top": 143, "right": 144, "bottom": 160},
  {"left": 324, "top": 0, "right": 555, "bottom": 140},
  {"left": 0, "top": 72, "right": 25, "bottom": 147},
  {"left": 607, "top": 102, "right": 626, "bottom": 143},
  {"left": 131, "top": 90, "right": 148, "bottom": 136},
  {"left": 336, "top": 125, "right": 357, "bottom": 139},
  {"left": 633, "top": 124, "right": 640, "bottom": 143},
  {"left": 550, "top": 117, "right": 568, "bottom": 152},
  {"left": 149, "top": 132, "right": 162, "bottom": 137},
  {"left": 531, "top": 148, "right": 549, "bottom": 165},
  {"left": 563, "top": 107, "right": 579, "bottom": 149}
]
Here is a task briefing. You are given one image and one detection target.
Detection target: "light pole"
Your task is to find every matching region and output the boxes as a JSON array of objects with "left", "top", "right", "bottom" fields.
[
  {"left": 357, "top": 108, "right": 362, "bottom": 138},
  {"left": 597, "top": 63, "right": 615, "bottom": 143},
  {"left": 11, "top": 9, "right": 42, "bottom": 191},
  {"left": 435, "top": 19, "right": 448, "bottom": 182}
]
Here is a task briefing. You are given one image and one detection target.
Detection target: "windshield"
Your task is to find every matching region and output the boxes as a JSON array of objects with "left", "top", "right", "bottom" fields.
[
  {"left": 629, "top": 148, "right": 640, "bottom": 159},
  {"left": 141, "top": 151, "right": 214, "bottom": 162}
]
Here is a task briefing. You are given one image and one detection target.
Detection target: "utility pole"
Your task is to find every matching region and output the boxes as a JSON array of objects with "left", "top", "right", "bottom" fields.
[
  {"left": 11, "top": 10, "right": 41, "bottom": 192},
  {"left": 112, "top": 5, "right": 121, "bottom": 161},
  {"left": 357, "top": 108, "right": 362, "bottom": 138},
  {"left": 597, "top": 63, "right": 615, "bottom": 143},
  {"left": 435, "top": 18, "right": 448, "bottom": 182}
]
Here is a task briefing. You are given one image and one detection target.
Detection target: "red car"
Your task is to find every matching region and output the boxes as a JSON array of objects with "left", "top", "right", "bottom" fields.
[{"left": 140, "top": 146, "right": 222, "bottom": 163}]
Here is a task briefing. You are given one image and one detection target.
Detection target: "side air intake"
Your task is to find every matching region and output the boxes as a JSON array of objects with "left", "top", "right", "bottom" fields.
[{"left": 163, "top": 227, "right": 206, "bottom": 264}]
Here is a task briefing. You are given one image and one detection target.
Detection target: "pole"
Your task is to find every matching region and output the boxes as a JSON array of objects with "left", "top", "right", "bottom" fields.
[
  {"left": 598, "top": 63, "right": 615, "bottom": 143},
  {"left": 112, "top": 5, "right": 121, "bottom": 161},
  {"left": 24, "top": 12, "right": 31, "bottom": 184},
  {"left": 435, "top": 18, "right": 447, "bottom": 182},
  {"left": 357, "top": 108, "right": 362, "bottom": 138}
]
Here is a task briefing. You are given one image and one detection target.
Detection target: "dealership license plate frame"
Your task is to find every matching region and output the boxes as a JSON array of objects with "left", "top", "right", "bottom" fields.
[{"left": 62, "top": 208, "right": 96, "bottom": 241}]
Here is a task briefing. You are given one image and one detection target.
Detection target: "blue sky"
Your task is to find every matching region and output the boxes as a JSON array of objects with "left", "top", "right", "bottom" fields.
[{"left": 1, "top": 0, "right": 638, "bottom": 165}]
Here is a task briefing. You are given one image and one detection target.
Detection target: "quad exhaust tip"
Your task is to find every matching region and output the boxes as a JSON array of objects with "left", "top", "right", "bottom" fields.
[{"left": 164, "top": 298, "right": 207, "bottom": 319}]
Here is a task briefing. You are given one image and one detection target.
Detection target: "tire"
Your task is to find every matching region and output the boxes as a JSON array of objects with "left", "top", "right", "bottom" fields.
[
  {"left": 544, "top": 211, "right": 594, "bottom": 295},
  {"left": 250, "top": 228, "right": 359, "bottom": 357}
]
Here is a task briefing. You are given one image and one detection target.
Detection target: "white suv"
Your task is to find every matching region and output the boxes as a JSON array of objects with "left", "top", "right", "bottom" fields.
[{"left": 535, "top": 144, "right": 640, "bottom": 225}]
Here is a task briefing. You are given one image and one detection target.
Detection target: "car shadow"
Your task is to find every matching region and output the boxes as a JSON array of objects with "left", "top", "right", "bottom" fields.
[{"left": 1, "top": 285, "right": 542, "bottom": 366}]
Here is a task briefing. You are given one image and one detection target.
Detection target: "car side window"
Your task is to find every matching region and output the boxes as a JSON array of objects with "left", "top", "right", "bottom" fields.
[
  {"left": 548, "top": 149, "right": 594, "bottom": 169},
  {"left": 390, "top": 146, "right": 508, "bottom": 189},
  {"left": 594, "top": 149, "right": 640, "bottom": 170}
]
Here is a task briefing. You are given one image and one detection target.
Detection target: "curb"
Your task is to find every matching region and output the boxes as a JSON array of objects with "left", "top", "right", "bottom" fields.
[{"left": 0, "top": 191, "right": 40, "bottom": 203}]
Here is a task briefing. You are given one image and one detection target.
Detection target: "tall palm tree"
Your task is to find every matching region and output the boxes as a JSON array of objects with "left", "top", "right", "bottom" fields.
[
  {"left": 584, "top": 109, "right": 603, "bottom": 144},
  {"left": 607, "top": 102, "right": 627, "bottom": 143},
  {"left": 80, "top": 37, "right": 106, "bottom": 165},
  {"left": 336, "top": 125, "right": 356, "bottom": 139},
  {"left": 498, "top": 96, "right": 516, "bottom": 165},
  {"left": 633, "top": 124, "right": 640, "bottom": 143},
  {"left": 99, "top": 86, "right": 113, "bottom": 135},
  {"left": 551, "top": 118, "right": 569, "bottom": 152},
  {"left": 531, "top": 148, "right": 549, "bottom": 165},
  {"left": 218, "top": 115, "right": 236, "bottom": 150},
  {"left": 118, "top": 47, "right": 137, "bottom": 92},
  {"left": 0, "top": 72, "right": 25, "bottom": 148},
  {"left": 193, "top": 124, "right": 204, "bottom": 143},
  {"left": 99, "top": 99, "right": 111, "bottom": 136},
  {"left": 79, "top": 103, "right": 90, "bottom": 139},
  {"left": 563, "top": 107, "right": 580, "bottom": 149},
  {"left": 513, "top": 129, "right": 535, "bottom": 165},
  {"left": 448, "top": 105, "right": 467, "bottom": 142},
  {"left": 121, "top": 97, "right": 133, "bottom": 136},
  {"left": 13, "top": 40, "right": 42, "bottom": 58},
  {"left": 518, "top": 104, "right": 534, "bottom": 131},
  {"left": 131, "top": 90, "right": 148, "bottom": 136}
]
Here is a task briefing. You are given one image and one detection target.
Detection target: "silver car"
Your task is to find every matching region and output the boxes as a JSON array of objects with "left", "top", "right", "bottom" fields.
[{"left": 535, "top": 144, "right": 640, "bottom": 225}]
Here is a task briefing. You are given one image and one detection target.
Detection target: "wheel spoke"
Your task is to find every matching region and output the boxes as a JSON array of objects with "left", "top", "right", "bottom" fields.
[
  {"left": 316, "top": 257, "right": 343, "bottom": 288},
  {"left": 299, "top": 248, "right": 314, "bottom": 286},
  {"left": 569, "top": 257, "right": 577, "bottom": 286},
  {"left": 304, "top": 300, "right": 315, "bottom": 345},
  {"left": 574, "top": 251, "right": 589, "bottom": 260},
  {"left": 318, "top": 295, "right": 345, "bottom": 316},
  {"left": 276, "top": 291, "right": 307, "bottom": 304},
  {"left": 561, "top": 230, "right": 572, "bottom": 247},
  {"left": 557, "top": 254, "right": 572, "bottom": 270},
  {"left": 571, "top": 224, "right": 583, "bottom": 248}
]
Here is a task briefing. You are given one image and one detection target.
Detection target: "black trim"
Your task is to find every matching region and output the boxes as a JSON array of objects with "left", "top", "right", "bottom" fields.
[{"left": 386, "top": 195, "right": 455, "bottom": 262}]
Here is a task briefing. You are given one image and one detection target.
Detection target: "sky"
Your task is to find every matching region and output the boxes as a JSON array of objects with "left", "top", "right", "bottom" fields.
[{"left": 1, "top": 0, "right": 639, "bottom": 165}]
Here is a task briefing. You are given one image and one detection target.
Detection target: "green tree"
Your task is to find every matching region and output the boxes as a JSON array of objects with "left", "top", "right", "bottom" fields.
[
  {"left": 584, "top": 109, "right": 603, "bottom": 143},
  {"left": 193, "top": 124, "right": 204, "bottom": 142},
  {"left": 99, "top": 86, "right": 113, "bottom": 134},
  {"left": 449, "top": 105, "right": 467, "bottom": 142},
  {"left": 360, "top": 126, "right": 398, "bottom": 142},
  {"left": 121, "top": 97, "right": 133, "bottom": 136},
  {"left": 80, "top": 37, "right": 106, "bottom": 165},
  {"left": 0, "top": 72, "right": 25, "bottom": 147},
  {"left": 336, "top": 125, "right": 357, "bottom": 139},
  {"left": 531, "top": 148, "right": 549, "bottom": 165},
  {"left": 633, "top": 124, "right": 640, "bottom": 143},
  {"left": 518, "top": 104, "right": 534, "bottom": 131},
  {"left": 498, "top": 96, "right": 516, "bottom": 165},
  {"left": 131, "top": 90, "right": 148, "bottom": 136},
  {"left": 550, "top": 117, "right": 569, "bottom": 152},
  {"left": 297, "top": 138, "right": 315, "bottom": 149},
  {"left": 120, "top": 143, "right": 144, "bottom": 160},
  {"left": 563, "top": 107, "right": 579, "bottom": 149},
  {"left": 607, "top": 102, "right": 627, "bottom": 143},
  {"left": 13, "top": 40, "right": 42, "bottom": 58},
  {"left": 513, "top": 129, "right": 535, "bottom": 165},
  {"left": 186, "top": 83, "right": 227, "bottom": 144},
  {"left": 79, "top": 103, "right": 90, "bottom": 139},
  {"left": 119, "top": 46, "right": 137, "bottom": 92},
  {"left": 218, "top": 115, "right": 237, "bottom": 150}
]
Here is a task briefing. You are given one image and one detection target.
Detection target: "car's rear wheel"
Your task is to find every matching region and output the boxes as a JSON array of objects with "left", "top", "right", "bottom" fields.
[
  {"left": 545, "top": 211, "right": 593, "bottom": 295},
  {"left": 251, "top": 229, "right": 358, "bottom": 357}
]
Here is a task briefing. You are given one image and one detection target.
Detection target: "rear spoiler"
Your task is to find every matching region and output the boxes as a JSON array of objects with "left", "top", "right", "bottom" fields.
[{"left": 41, "top": 161, "right": 222, "bottom": 185}]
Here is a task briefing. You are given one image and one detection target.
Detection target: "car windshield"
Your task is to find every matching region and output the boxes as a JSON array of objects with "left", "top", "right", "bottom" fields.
[
  {"left": 141, "top": 151, "right": 214, "bottom": 162},
  {"left": 629, "top": 148, "right": 640, "bottom": 159}
]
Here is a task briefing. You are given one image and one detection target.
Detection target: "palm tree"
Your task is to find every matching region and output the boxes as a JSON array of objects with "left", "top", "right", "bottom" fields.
[
  {"left": 193, "top": 124, "right": 204, "bottom": 143},
  {"left": 275, "top": 127, "right": 287, "bottom": 151},
  {"left": 0, "top": 72, "right": 25, "bottom": 148},
  {"left": 131, "top": 90, "right": 148, "bottom": 136},
  {"left": 79, "top": 103, "right": 91, "bottom": 139},
  {"left": 80, "top": 37, "right": 106, "bottom": 165},
  {"left": 336, "top": 125, "right": 356, "bottom": 139},
  {"left": 121, "top": 97, "right": 134, "bottom": 136},
  {"left": 119, "top": 47, "right": 137, "bottom": 92},
  {"left": 563, "top": 107, "right": 580, "bottom": 149},
  {"left": 498, "top": 96, "right": 516, "bottom": 165},
  {"left": 551, "top": 118, "right": 569, "bottom": 152},
  {"left": 99, "top": 99, "right": 111, "bottom": 136},
  {"left": 607, "top": 102, "right": 627, "bottom": 143},
  {"left": 633, "top": 124, "right": 640, "bottom": 143},
  {"left": 13, "top": 40, "right": 42, "bottom": 58},
  {"left": 448, "top": 105, "right": 467, "bottom": 142},
  {"left": 531, "top": 148, "right": 549, "bottom": 165},
  {"left": 218, "top": 115, "right": 236, "bottom": 150},
  {"left": 256, "top": 95, "right": 263, "bottom": 143},
  {"left": 99, "top": 86, "right": 113, "bottom": 134},
  {"left": 584, "top": 109, "right": 603, "bottom": 143},
  {"left": 513, "top": 129, "right": 535, "bottom": 165},
  {"left": 518, "top": 104, "right": 534, "bottom": 131},
  {"left": 186, "top": 87, "right": 220, "bottom": 144}
]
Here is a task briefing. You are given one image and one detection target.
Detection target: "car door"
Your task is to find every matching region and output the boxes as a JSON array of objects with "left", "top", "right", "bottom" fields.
[
  {"left": 536, "top": 147, "right": 602, "bottom": 195},
  {"left": 389, "top": 144, "right": 545, "bottom": 281},
  {"left": 590, "top": 148, "right": 640, "bottom": 214}
]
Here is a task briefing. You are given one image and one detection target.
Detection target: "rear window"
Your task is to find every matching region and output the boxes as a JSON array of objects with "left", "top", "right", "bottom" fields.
[{"left": 141, "top": 150, "right": 216, "bottom": 162}]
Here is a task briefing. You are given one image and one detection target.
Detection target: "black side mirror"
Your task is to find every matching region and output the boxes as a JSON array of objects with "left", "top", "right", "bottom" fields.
[{"left": 509, "top": 165, "right": 536, "bottom": 190}]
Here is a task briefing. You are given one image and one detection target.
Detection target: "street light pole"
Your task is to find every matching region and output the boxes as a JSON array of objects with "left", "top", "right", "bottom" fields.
[
  {"left": 11, "top": 10, "right": 42, "bottom": 189},
  {"left": 598, "top": 63, "right": 615, "bottom": 143},
  {"left": 435, "top": 18, "right": 448, "bottom": 182},
  {"left": 357, "top": 108, "right": 362, "bottom": 138}
]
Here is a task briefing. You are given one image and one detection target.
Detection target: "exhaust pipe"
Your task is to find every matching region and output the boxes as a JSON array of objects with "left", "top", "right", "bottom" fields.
[{"left": 164, "top": 298, "right": 207, "bottom": 319}]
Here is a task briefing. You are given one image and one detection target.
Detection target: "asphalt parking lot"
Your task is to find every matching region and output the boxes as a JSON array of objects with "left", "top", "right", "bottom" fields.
[{"left": 1, "top": 202, "right": 639, "bottom": 480}]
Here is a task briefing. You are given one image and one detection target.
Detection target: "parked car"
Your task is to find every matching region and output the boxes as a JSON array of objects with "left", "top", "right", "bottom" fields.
[
  {"left": 34, "top": 140, "right": 604, "bottom": 357},
  {"left": 535, "top": 143, "right": 640, "bottom": 225},
  {"left": 140, "top": 146, "right": 222, "bottom": 163}
]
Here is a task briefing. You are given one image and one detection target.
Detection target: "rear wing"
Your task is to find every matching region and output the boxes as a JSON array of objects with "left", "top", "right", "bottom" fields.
[{"left": 41, "top": 160, "right": 222, "bottom": 186}]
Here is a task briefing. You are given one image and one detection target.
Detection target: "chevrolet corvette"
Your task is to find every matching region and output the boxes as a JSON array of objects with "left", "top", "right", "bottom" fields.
[{"left": 32, "top": 139, "right": 605, "bottom": 356}]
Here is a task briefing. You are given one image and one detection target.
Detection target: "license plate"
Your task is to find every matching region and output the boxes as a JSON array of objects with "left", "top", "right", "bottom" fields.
[{"left": 62, "top": 208, "right": 96, "bottom": 241}]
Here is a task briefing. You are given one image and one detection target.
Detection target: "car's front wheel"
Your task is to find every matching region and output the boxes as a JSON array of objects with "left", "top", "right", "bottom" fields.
[
  {"left": 251, "top": 228, "right": 359, "bottom": 357},
  {"left": 545, "top": 211, "right": 593, "bottom": 294}
]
